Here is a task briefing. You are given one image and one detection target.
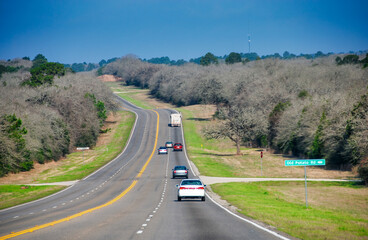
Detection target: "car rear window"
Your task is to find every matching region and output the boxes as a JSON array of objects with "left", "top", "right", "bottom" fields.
[
  {"left": 181, "top": 180, "right": 201, "bottom": 185},
  {"left": 175, "top": 166, "right": 186, "bottom": 170}
]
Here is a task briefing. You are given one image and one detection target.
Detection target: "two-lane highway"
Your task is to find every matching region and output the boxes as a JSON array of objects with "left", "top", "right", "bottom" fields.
[{"left": 0, "top": 97, "right": 288, "bottom": 240}]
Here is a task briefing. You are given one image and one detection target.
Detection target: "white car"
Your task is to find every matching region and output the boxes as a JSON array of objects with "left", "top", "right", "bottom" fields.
[
  {"left": 158, "top": 146, "right": 168, "bottom": 154},
  {"left": 176, "top": 179, "right": 206, "bottom": 201},
  {"left": 165, "top": 141, "right": 173, "bottom": 148}
]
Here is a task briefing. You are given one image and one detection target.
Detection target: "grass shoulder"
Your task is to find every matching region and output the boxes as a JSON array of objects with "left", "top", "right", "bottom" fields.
[
  {"left": 0, "top": 185, "right": 66, "bottom": 210},
  {"left": 211, "top": 181, "right": 368, "bottom": 240}
]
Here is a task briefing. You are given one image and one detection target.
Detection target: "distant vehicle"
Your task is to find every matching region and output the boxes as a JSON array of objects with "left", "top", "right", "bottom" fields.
[
  {"left": 158, "top": 146, "right": 168, "bottom": 154},
  {"left": 170, "top": 113, "right": 181, "bottom": 127},
  {"left": 176, "top": 179, "right": 206, "bottom": 201},
  {"left": 165, "top": 141, "right": 173, "bottom": 148},
  {"left": 173, "top": 143, "right": 183, "bottom": 151},
  {"left": 172, "top": 166, "right": 188, "bottom": 178}
]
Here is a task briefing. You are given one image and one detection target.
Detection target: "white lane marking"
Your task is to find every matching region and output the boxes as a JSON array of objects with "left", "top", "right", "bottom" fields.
[{"left": 137, "top": 230, "right": 143, "bottom": 234}]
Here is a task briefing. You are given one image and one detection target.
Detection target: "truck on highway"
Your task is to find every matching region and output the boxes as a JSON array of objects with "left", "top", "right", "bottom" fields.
[{"left": 170, "top": 113, "right": 181, "bottom": 127}]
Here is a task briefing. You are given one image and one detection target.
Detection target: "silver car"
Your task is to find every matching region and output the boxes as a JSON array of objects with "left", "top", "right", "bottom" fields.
[
  {"left": 172, "top": 165, "right": 188, "bottom": 179},
  {"left": 158, "top": 146, "right": 168, "bottom": 154},
  {"left": 176, "top": 179, "right": 206, "bottom": 201}
]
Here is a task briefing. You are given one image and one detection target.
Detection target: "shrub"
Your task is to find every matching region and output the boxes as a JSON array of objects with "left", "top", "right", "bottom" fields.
[{"left": 23, "top": 62, "right": 65, "bottom": 87}]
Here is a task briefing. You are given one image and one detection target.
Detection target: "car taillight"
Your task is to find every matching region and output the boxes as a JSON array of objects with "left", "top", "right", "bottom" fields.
[
  {"left": 180, "top": 187, "right": 187, "bottom": 190},
  {"left": 185, "top": 170, "right": 187, "bottom": 173},
  {"left": 197, "top": 187, "right": 204, "bottom": 190},
  {"left": 174, "top": 170, "right": 177, "bottom": 173}
]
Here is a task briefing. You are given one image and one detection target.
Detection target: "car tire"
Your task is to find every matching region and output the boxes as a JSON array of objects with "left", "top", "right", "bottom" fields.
[
  {"left": 201, "top": 197, "right": 205, "bottom": 201},
  {"left": 178, "top": 196, "right": 181, "bottom": 201}
]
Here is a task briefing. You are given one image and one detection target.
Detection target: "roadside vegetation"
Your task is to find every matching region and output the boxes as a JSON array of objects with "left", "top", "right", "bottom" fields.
[
  {"left": 0, "top": 55, "right": 117, "bottom": 177},
  {"left": 101, "top": 54, "right": 368, "bottom": 182},
  {"left": 0, "top": 111, "right": 135, "bottom": 208}
]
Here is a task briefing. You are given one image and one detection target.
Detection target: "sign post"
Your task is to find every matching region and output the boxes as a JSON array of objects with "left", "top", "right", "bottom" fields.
[
  {"left": 260, "top": 151, "right": 263, "bottom": 176},
  {"left": 285, "top": 159, "right": 325, "bottom": 208},
  {"left": 77, "top": 147, "right": 90, "bottom": 162}
]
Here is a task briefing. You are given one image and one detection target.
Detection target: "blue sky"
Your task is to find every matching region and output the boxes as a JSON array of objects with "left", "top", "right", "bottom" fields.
[{"left": 1, "top": 0, "right": 367, "bottom": 63}]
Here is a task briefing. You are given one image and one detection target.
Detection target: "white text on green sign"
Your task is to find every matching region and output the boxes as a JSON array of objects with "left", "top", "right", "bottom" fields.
[{"left": 285, "top": 159, "right": 325, "bottom": 166}]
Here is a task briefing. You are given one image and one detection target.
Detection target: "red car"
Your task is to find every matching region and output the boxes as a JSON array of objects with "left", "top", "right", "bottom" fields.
[{"left": 173, "top": 143, "right": 183, "bottom": 151}]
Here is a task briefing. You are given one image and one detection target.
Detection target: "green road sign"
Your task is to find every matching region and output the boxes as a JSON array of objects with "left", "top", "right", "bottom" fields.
[{"left": 285, "top": 159, "right": 325, "bottom": 166}]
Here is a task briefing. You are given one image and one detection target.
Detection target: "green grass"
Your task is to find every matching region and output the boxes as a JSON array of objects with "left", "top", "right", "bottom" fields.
[
  {"left": 0, "top": 185, "right": 65, "bottom": 210},
  {"left": 179, "top": 108, "right": 247, "bottom": 177},
  {"left": 117, "top": 92, "right": 153, "bottom": 109},
  {"left": 37, "top": 111, "right": 135, "bottom": 182},
  {"left": 211, "top": 181, "right": 368, "bottom": 240}
]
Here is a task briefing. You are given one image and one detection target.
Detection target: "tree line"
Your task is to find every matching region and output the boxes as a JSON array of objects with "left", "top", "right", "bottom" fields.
[
  {"left": 0, "top": 55, "right": 117, "bottom": 176},
  {"left": 102, "top": 55, "right": 368, "bottom": 183}
]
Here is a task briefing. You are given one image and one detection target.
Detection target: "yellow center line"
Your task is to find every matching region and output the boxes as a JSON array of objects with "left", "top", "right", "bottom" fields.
[{"left": 0, "top": 110, "right": 160, "bottom": 240}]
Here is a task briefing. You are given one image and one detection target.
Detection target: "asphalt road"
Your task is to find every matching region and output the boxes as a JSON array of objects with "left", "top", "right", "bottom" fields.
[{"left": 0, "top": 96, "right": 289, "bottom": 240}]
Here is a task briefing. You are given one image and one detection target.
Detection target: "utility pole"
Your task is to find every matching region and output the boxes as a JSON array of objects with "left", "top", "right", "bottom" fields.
[{"left": 248, "top": 34, "right": 251, "bottom": 53}]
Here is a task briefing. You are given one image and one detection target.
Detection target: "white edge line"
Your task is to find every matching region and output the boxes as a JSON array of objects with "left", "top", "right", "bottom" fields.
[
  {"left": 0, "top": 95, "right": 138, "bottom": 213},
  {"left": 178, "top": 109, "right": 291, "bottom": 240},
  {"left": 205, "top": 193, "right": 291, "bottom": 240}
]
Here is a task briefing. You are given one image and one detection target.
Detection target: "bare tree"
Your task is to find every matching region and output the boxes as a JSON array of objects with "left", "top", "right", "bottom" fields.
[{"left": 204, "top": 104, "right": 267, "bottom": 155}]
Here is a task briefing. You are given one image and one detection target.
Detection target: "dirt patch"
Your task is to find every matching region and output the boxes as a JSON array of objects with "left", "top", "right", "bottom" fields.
[
  {"left": 98, "top": 74, "right": 122, "bottom": 82},
  {"left": 183, "top": 104, "right": 217, "bottom": 119}
]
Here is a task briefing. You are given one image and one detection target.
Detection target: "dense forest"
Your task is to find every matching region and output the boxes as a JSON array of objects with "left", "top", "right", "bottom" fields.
[
  {"left": 0, "top": 55, "right": 117, "bottom": 176},
  {"left": 101, "top": 54, "right": 368, "bottom": 182},
  {"left": 59, "top": 50, "right": 367, "bottom": 72}
]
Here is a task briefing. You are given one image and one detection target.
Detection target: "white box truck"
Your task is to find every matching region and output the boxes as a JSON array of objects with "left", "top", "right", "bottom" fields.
[{"left": 170, "top": 113, "right": 181, "bottom": 127}]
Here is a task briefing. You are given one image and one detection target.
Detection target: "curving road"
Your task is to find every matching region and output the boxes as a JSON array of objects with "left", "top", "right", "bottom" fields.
[{"left": 0, "top": 96, "right": 289, "bottom": 240}]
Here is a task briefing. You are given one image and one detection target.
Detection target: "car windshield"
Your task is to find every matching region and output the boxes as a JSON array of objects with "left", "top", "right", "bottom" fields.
[
  {"left": 175, "top": 166, "right": 186, "bottom": 170},
  {"left": 181, "top": 180, "right": 202, "bottom": 185},
  {"left": 160, "top": 147, "right": 166, "bottom": 149}
]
